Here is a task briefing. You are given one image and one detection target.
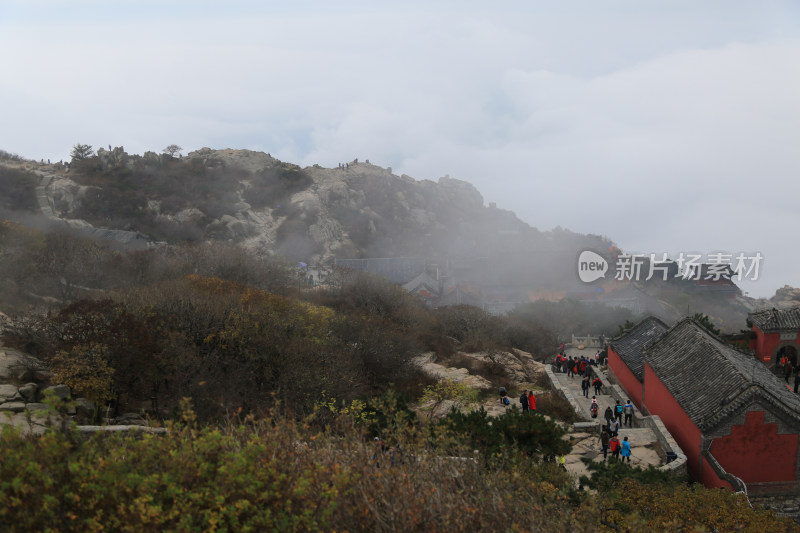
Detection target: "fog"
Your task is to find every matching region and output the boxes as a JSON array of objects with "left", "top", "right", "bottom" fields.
[{"left": 1, "top": 1, "right": 798, "bottom": 296}]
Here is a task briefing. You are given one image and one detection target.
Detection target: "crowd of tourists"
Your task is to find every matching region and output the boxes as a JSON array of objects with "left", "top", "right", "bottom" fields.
[
  {"left": 552, "top": 340, "right": 641, "bottom": 464},
  {"left": 598, "top": 425, "right": 632, "bottom": 462},
  {"left": 554, "top": 351, "right": 604, "bottom": 398}
]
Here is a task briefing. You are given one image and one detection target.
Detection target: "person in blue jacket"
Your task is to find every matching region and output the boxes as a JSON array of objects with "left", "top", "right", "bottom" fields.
[{"left": 620, "top": 436, "right": 632, "bottom": 463}]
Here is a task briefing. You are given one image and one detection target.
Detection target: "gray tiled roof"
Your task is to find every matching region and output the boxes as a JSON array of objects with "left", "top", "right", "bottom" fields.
[
  {"left": 644, "top": 318, "right": 800, "bottom": 431},
  {"left": 609, "top": 317, "right": 669, "bottom": 381},
  {"left": 748, "top": 307, "right": 800, "bottom": 333},
  {"left": 402, "top": 271, "right": 440, "bottom": 295}
]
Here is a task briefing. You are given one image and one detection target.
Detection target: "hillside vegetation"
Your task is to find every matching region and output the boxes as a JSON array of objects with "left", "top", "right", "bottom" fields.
[
  {"left": 1, "top": 402, "right": 796, "bottom": 532},
  {"left": 0, "top": 217, "right": 796, "bottom": 530},
  {"left": 0, "top": 147, "right": 795, "bottom": 528},
  {"left": 1, "top": 219, "right": 559, "bottom": 419}
]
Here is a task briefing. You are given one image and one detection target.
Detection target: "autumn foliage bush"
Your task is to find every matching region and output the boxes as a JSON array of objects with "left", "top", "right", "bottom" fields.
[
  {"left": 0, "top": 403, "right": 796, "bottom": 533},
  {"left": 2, "top": 273, "right": 437, "bottom": 420},
  {"left": 0, "top": 399, "right": 582, "bottom": 533}
]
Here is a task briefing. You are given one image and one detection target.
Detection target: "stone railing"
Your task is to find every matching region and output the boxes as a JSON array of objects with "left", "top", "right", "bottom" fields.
[
  {"left": 78, "top": 425, "right": 168, "bottom": 438},
  {"left": 570, "top": 334, "right": 605, "bottom": 348},
  {"left": 703, "top": 450, "right": 747, "bottom": 493},
  {"left": 596, "top": 367, "right": 688, "bottom": 475},
  {"left": 642, "top": 415, "right": 687, "bottom": 475}
]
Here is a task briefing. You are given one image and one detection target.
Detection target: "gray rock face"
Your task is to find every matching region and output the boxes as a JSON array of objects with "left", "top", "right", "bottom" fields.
[
  {"left": 48, "top": 177, "right": 90, "bottom": 215},
  {"left": 771, "top": 285, "right": 800, "bottom": 308},
  {"left": 413, "top": 353, "right": 493, "bottom": 391},
  {"left": 28, "top": 148, "right": 508, "bottom": 267}
]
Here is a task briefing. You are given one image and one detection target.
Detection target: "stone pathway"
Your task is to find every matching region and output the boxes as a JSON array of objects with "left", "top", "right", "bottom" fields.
[
  {"left": 553, "top": 348, "right": 665, "bottom": 481},
  {"left": 551, "top": 348, "right": 621, "bottom": 420}
]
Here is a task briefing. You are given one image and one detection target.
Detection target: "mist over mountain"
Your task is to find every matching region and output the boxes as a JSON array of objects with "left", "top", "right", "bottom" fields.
[{"left": 0, "top": 147, "right": 788, "bottom": 331}]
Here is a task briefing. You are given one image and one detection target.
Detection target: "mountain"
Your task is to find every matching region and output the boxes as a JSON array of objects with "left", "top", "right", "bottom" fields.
[{"left": 0, "top": 147, "right": 780, "bottom": 330}]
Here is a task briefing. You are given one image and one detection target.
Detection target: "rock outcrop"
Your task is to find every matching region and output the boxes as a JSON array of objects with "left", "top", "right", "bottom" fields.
[
  {"left": 10, "top": 149, "right": 531, "bottom": 267},
  {"left": 413, "top": 352, "right": 493, "bottom": 391},
  {"left": 0, "top": 345, "right": 155, "bottom": 435},
  {"left": 769, "top": 285, "right": 800, "bottom": 308}
]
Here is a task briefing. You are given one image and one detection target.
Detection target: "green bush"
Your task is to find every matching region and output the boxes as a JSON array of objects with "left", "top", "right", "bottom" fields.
[
  {"left": 0, "top": 416, "right": 345, "bottom": 531},
  {"left": 435, "top": 406, "right": 571, "bottom": 465},
  {"left": 0, "top": 167, "right": 39, "bottom": 211},
  {"left": 578, "top": 456, "right": 683, "bottom": 492}
]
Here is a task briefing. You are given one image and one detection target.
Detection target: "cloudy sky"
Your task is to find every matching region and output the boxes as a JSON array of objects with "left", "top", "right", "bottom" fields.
[{"left": 2, "top": 1, "right": 799, "bottom": 297}]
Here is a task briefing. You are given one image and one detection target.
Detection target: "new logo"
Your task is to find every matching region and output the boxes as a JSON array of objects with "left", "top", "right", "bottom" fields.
[{"left": 578, "top": 250, "right": 608, "bottom": 283}]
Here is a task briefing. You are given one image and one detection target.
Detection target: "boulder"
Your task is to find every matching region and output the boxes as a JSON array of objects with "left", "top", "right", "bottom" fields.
[
  {"left": 74, "top": 398, "right": 95, "bottom": 424},
  {"left": 8, "top": 412, "right": 48, "bottom": 436},
  {"left": 115, "top": 412, "right": 146, "bottom": 426},
  {"left": 413, "top": 354, "right": 492, "bottom": 390},
  {"left": 43, "top": 384, "right": 71, "bottom": 401},
  {"left": 18, "top": 382, "right": 37, "bottom": 403},
  {"left": 0, "top": 402, "right": 26, "bottom": 413},
  {"left": 173, "top": 208, "right": 204, "bottom": 223},
  {"left": 0, "top": 384, "right": 19, "bottom": 401}
]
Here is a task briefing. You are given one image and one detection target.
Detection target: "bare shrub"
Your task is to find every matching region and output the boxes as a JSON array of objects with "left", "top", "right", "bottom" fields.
[{"left": 535, "top": 390, "right": 579, "bottom": 423}]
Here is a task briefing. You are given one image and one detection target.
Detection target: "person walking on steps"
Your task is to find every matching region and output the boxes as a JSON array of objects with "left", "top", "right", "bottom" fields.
[
  {"left": 621, "top": 436, "right": 632, "bottom": 463},
  {"left": 609, "top": 434, "right": 621, "bottom": 461},
  {"left": 599, "top": 426, "right": 610, "bottom": 460},
  {"left": 608, "top": 416, "right": 620, "bottom": 437},
  {"left": 520, "top": 390, "right": 529, "bottom": 413},
  {"left": 604, "top": 406, "right": 613, "bottom": 426},
  {"left": 592, "top": 376, "right": 603, "bottom": 395},
  {"left": 623, "top": 399, "right": 634, "bottom": 427}
]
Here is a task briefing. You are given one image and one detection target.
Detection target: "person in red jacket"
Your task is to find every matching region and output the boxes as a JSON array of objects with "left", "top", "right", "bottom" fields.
[
  {"left": 592, "top": 377, "right": 603, "bottom": 395},
  {"left": 609, "top": 435, "right": 621, "bottom": 461},
  {"left": 528, "top": 391, "right": 536, "bottom": 411}
]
